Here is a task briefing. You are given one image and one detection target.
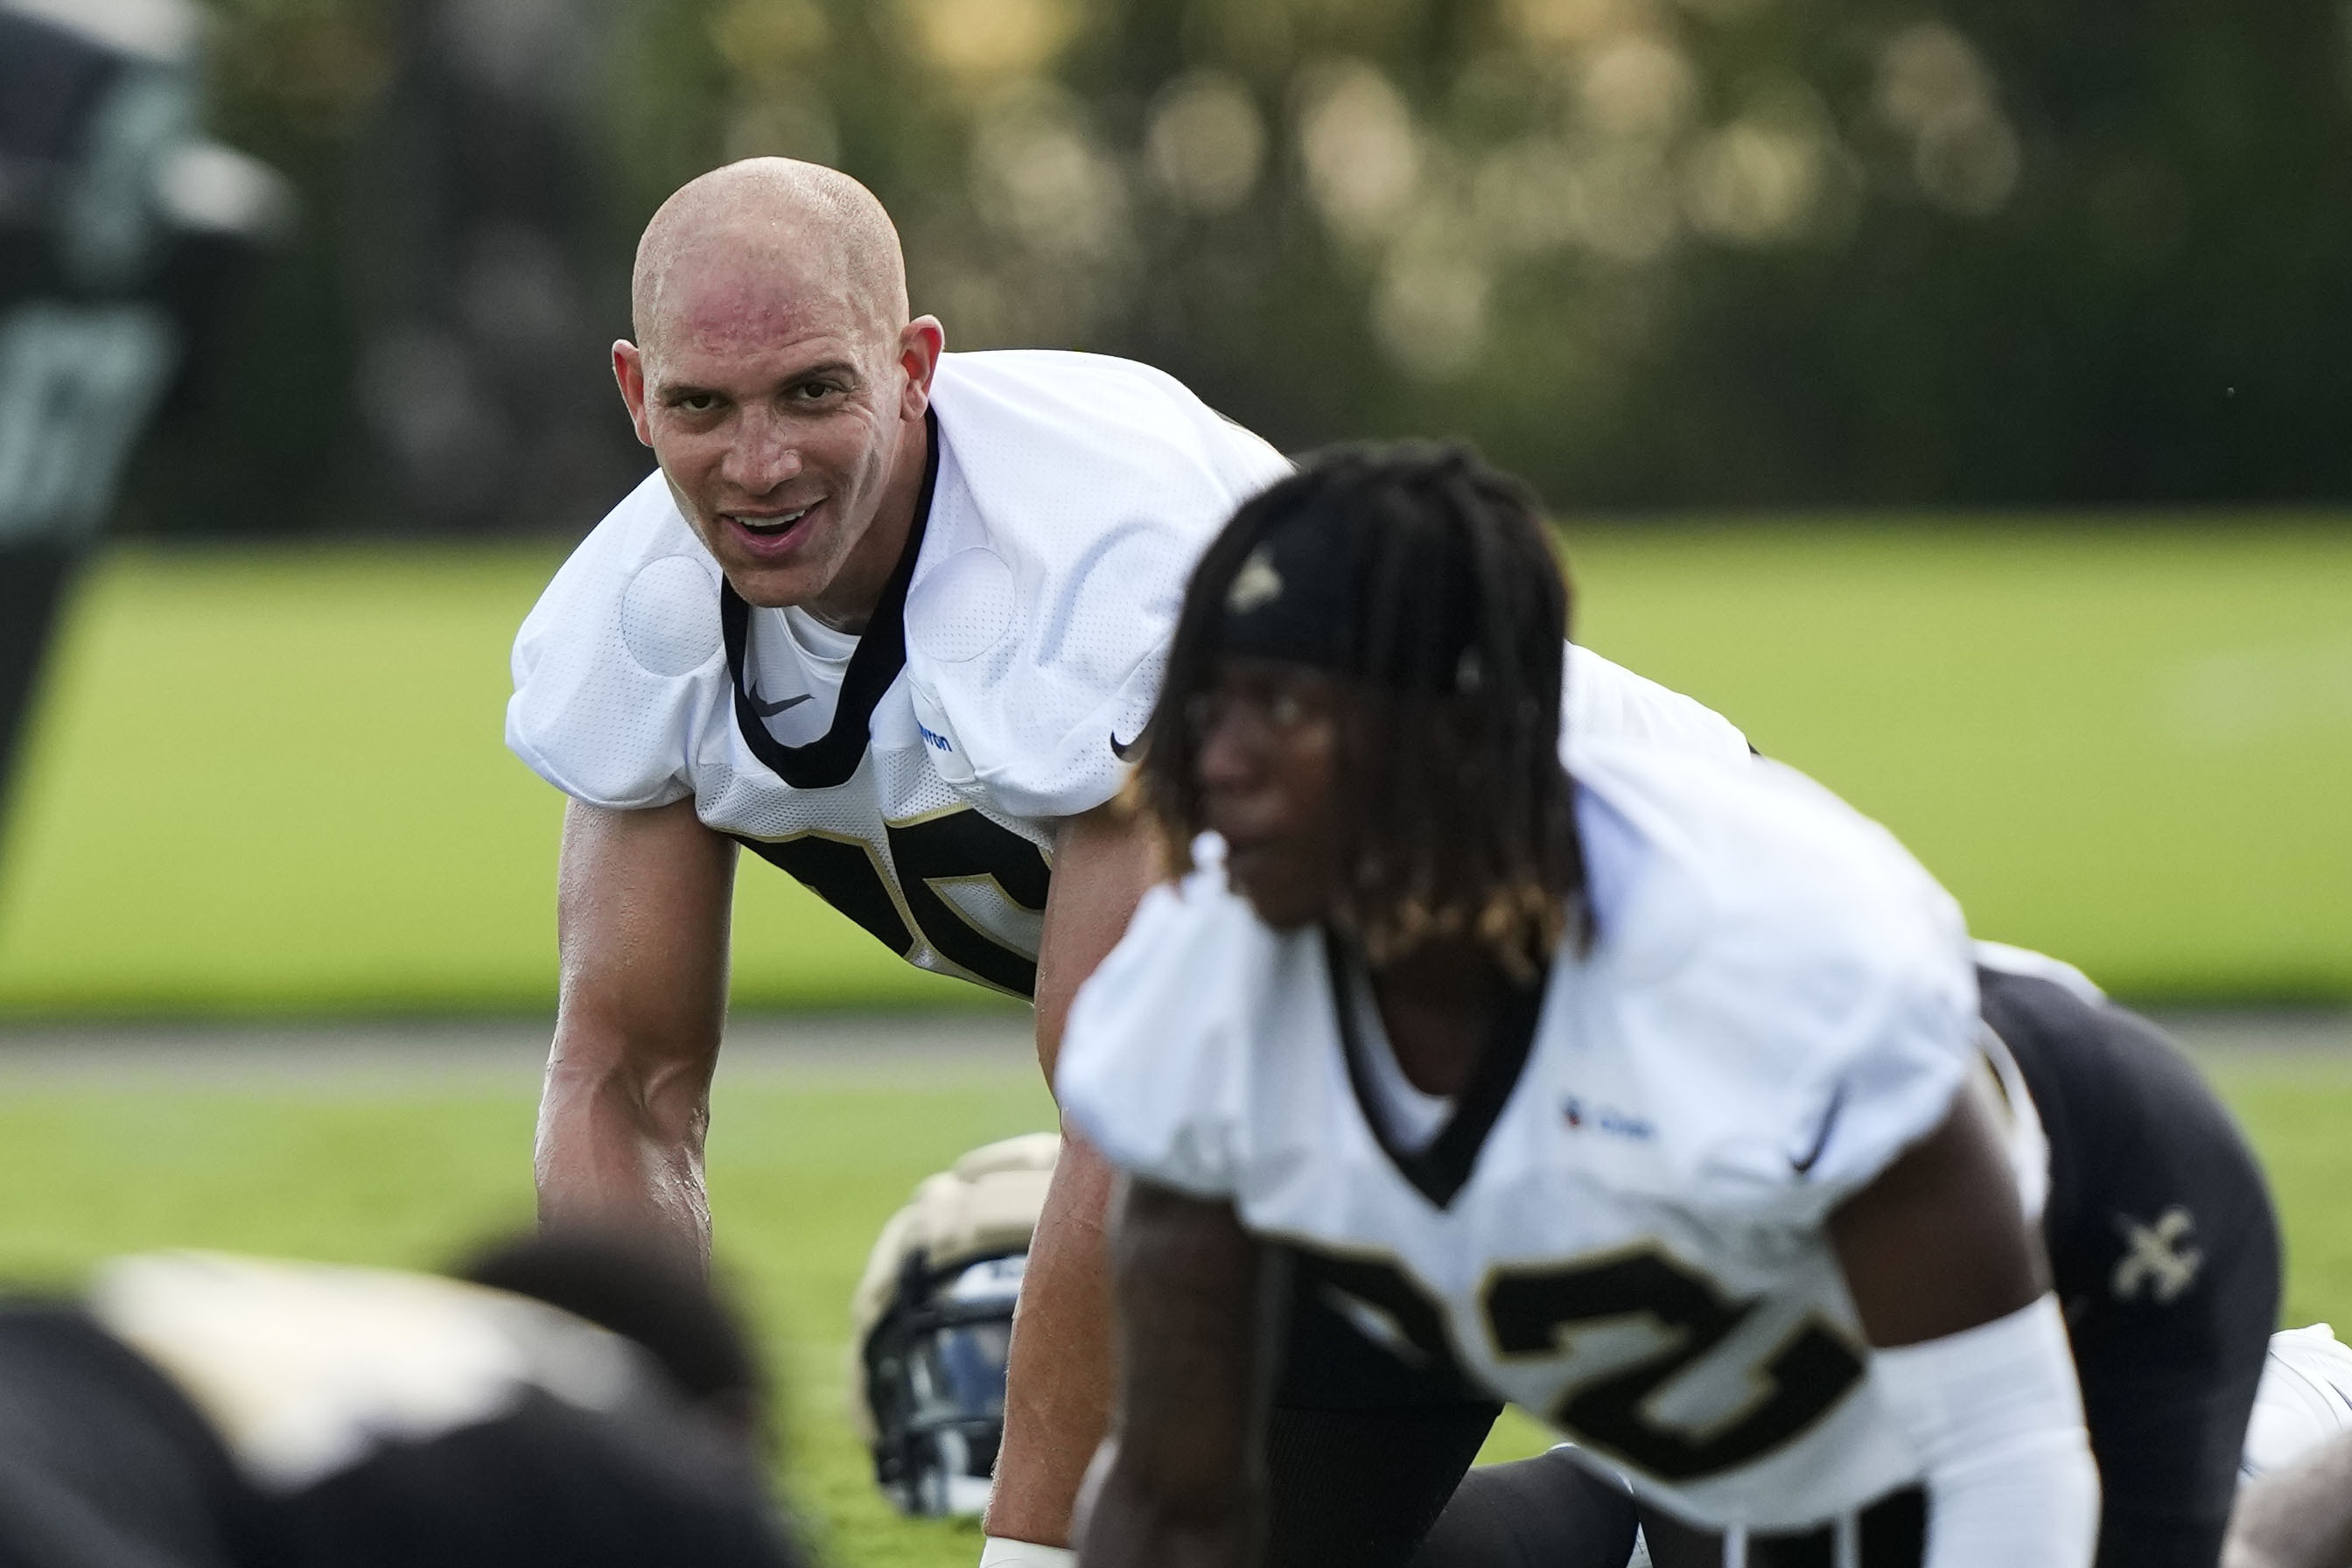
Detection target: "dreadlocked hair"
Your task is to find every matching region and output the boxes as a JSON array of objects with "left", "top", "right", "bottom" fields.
[{"left": 1132, "top": 442, "right": 1587, "bottom": 979}]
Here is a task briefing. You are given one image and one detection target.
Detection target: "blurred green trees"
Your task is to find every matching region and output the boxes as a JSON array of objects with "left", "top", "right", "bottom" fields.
[{"left": 143, "top": 0, "right": 2352, "bottom": 532}]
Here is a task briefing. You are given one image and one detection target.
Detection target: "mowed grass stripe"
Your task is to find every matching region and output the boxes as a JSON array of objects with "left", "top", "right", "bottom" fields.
[{"left": 1, "top": 524, "right": 2346, "bottom": 1010}]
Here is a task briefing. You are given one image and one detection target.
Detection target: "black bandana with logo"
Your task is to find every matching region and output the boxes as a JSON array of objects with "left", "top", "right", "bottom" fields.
[{"left": 1214, "top": 499, "right": 1484, "bottom": 693}]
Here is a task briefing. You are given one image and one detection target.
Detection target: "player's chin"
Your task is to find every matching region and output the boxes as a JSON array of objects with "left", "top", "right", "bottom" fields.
[
  {"left": 713, "top": 540, "right": 830, "bottom": 609},
  {"left": 1226, "top": 856, "right": 1326, "bottom": 931}
]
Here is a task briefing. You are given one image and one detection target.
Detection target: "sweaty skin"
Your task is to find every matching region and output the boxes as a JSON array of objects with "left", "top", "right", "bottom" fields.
[{"left": 536, "top": 158, "right": 1157, "bottom": 1547}]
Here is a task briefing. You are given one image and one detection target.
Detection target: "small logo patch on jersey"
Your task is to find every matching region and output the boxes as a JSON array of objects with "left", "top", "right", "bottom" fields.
[
  {"left": 2113, "top": 1207, "right": 2202, "bottom": 1304},
  {"left": 1110, "top": 730, "right": 1141, "bottom": 761},
  {"left": 1788, "top": 1083, "right": 1848, "bottom": 1177},
  {"left": 1563, "top": 1097, "right": 1654, "bottom": 1140},
  {"left": 1227, "top": 546, "right": 1284, "bottom": 612},
  {"left": 917, "top": 723, "right": 955, "bottom": 753},
  {"left": 749, "top": 690, "right": 813, "bottom": 718}
]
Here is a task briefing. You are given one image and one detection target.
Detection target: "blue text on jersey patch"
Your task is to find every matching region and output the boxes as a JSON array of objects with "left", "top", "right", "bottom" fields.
[
  {"left": 1563, "top": 1097, "right": 1655, "bottom": 1140},
  {"left": 918, "top": 723, "right": 955, "bottom": 753}
]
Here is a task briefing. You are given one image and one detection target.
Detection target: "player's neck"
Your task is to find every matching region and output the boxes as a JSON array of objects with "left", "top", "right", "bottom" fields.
[
  {"left": 1365, "top": 937, "right": 1516, "bottom": 1098},
  {"left": 803, "top": 414, "right": 930, "bottom": 634}
]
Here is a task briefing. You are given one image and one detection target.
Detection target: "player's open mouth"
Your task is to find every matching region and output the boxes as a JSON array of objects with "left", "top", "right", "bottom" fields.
[{"left": 724, "top": 503, "right": 819, "bottom": 555}]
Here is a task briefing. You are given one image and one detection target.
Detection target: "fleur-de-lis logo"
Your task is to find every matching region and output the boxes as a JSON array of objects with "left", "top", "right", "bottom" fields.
[
  {"left": 1227, "top": 546, "right": 1284, "bottom": 613},
  {"left": 2112, "top": 1208, "right": 2202, "bottom": 1304}
]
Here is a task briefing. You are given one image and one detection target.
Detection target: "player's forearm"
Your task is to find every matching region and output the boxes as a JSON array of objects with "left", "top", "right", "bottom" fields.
[
  {"left": 1075, "top": 1444, "right": 1263, "bottom": 1568},
  {"left": 534, "top": 1038, "right": 715, "bottom": 1265},
  {"left": 1878, "top": 1295, "right": 2099, "bottom": 1568},
  {"left": 985, "top": 1128, "right": 1119, "bottom": 1546},
  {"left": 1070, "top": 1181, "right": 1279, "bottom": 1568}
]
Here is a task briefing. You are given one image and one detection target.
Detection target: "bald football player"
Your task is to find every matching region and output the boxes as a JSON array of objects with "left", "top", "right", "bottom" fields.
[{"left": 507, "top": 158, "right": 1751, "bottom": 1566}]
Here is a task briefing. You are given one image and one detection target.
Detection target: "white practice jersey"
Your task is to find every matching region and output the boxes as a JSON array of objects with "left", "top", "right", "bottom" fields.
[
  {"left": 508, "top": 351, "right": 1748, "bottom": 998},
  {"left": 1059, "top": 737, "right": 1991, "bottom": 1530},
  {"left": 2243, "top": 1323, "right": 2352, "bottom": 1479}
]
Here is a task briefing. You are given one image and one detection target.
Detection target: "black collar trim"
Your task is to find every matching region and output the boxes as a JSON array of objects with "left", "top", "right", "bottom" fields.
[
  {"left": 721, "top": 409, "right": 941, "bottom": 790},
  {"left": 1321, "top": 931, "right": 1547, "bottom": 1210}
]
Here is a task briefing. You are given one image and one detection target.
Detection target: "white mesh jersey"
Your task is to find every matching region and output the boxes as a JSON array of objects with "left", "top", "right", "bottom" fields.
[
  {"left": 1058, "top": 737, "right": 1992, "bottom": 1530},
  {"left": 508, "top": 349, "right": 1748, "bottom": 998}
]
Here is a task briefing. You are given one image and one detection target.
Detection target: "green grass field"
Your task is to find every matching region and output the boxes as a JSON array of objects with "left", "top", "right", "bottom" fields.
[
  {"left": 1, "top": 522, "right": 2348, "bottom": 1012},
  {"left": 0, "top": 1042, "right": 2343, "bottom": 1568}
]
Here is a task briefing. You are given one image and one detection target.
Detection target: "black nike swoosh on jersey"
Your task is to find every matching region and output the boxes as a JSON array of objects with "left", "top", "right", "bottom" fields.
[
  {"left": 750, "top": 691, "right": 815, "bottom": 718},
  {"left": 1789, "top": 1082, "right": 1848, "bottom": 1176},
  {"left": 1110, "top": 730, "right": 1142, "bottom": 761}
]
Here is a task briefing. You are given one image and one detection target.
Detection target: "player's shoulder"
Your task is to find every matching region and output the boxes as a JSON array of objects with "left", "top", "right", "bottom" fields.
[
  {"left": 928, "top": 351, "right": 1285, "bottom": 558},
  {"left": 1572, "top": 736, "right": 1959, "bottom": 944},
  {"left": 1056, "top": 850, "right": 1296, "bottom": 1195},
  {"left": 506, "top": 471, "right": 725, "bottom": 810},
  {"left": 907, "top": 355, "right": 1288, "bottom": 821},
  {"left": 1062, "top": 851, "right": 1280, "bottom": 1055},
  {"left": 1564, "top": 644, "right": 1750, "bottom": 762},
  {"left": 514, "top": 468, "right": 719, "bottom": 670},
  {"left": 934, "top": 350, "right": 1283, "bottom": 478},
  {"left": 1564, "top": 738, "right": 1978, "bottom": 1218}
]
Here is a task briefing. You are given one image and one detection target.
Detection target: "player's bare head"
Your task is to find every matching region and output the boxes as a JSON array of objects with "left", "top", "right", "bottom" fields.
[
  {"left": 618, "top": 159, "right": 941, "bottom": 620},
  {"left": 631, "top": 158, "right": 908, "bottom": 363},
  {"left": 1137, "top": 445, "right": 1586, "bottom": 972}
]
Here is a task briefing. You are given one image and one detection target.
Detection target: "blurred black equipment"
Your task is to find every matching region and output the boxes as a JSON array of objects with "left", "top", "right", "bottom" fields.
[{"left": 0, "top": 0, "right": 290, "bottom": 850}]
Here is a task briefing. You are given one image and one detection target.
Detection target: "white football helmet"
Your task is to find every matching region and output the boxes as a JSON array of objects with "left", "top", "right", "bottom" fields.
[
  {"left": 849, "top": 1133, "right": 1057, "bottom": 1516},
  {"left": 2241, "top": 1323, "right": 2352, "bottom": 1480}
]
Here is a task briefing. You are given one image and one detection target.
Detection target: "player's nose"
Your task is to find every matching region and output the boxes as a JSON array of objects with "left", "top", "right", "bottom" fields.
[
  {"left": 721, "top": 407, "right": 804, "bottom": 494},
  {"left": 1194, "top": 705, "right": 1259, "bottom": 793}
]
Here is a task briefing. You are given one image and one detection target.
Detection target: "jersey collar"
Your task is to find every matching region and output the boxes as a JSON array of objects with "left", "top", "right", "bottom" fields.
[
  {"left": 1322, "top": 931, "right": 1548, "bottom": 1210},
  {"left": 720, "top": 408, "right": 942, "bottom": 790}
]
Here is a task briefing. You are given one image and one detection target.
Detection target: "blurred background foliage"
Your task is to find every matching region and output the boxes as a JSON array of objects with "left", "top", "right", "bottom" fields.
[{"left": 138, "top": 0, "right": 2352, "bottom": 537}]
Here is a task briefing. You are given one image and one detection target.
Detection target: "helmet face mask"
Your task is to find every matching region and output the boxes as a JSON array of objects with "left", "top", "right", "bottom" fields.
[
  {"left": 849, "top": 1133, "right": 1057, "bottom": 1518},
  {"left": 865, "top": 1251, "right": 1025, "bottom": 1516}
]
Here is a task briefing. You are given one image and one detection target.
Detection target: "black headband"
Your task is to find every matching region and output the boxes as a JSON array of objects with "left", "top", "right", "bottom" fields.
[{"left": 1213, "top": 495, "right": 1483, "bottom": 691}]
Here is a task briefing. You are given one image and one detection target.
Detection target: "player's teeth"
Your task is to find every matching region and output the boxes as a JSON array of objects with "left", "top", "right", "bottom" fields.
[{"left": 736, "top": 508, "right": 808, "bottom": 534}]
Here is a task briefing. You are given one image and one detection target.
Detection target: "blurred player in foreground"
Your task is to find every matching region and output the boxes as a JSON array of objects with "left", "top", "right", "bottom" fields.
[
  {"left": 0, "top": 1231, "right": 798, "bottom": 1565},
  {"left": 1056, "top": 445, "right": 2277, "bottom": 1568},
  {"left": 505, "top": 156, "right": 1746, "bottom": 1564}
]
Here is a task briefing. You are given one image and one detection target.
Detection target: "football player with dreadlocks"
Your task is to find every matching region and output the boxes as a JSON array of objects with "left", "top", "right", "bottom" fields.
[{"left": 1056, "top": 444, "right": 2278, "bottom": 1568}]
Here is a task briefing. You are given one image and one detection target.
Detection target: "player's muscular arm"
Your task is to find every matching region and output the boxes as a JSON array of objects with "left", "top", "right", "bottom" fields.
[
  {"left": 1829, "top": 1084, "right": 2047, "bottom": 1346},
  {"left": 1074, "top": 1179, "right": 1284, "bottom": 1568},
  {"left": 987, "top": 802, "right": 1160, "bottom": 1551},
  {"left": 1829, "top": 1085, "right": 2099, "bottom": 1568},
  {"left": 536, "top": 797, "right": 736, "bottom": 1269}
]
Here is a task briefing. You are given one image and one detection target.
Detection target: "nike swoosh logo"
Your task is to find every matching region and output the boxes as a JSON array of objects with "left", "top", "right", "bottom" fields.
[
  {"left": 750, "top": 691, "right": 815, "bottom": 718},
  {"left": 1110, "top": 729, "right": 1142, "bottom": 761},
  {"left": 1789, "top": 1083, "right": 1847, "bottom": 1176}
]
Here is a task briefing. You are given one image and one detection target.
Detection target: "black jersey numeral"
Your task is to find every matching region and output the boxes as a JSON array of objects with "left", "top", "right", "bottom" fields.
[
  {"left": 737, "top": 808, "right": 1053, "bottom": 998},
  {"left": 739, "top": 833, "right": 915, "bottom": 956},
  {"left": 1284, "top": 1242, "right": 1865, "bottom": 1483},
  {"left": 1482, "top": 1251, "right": 1865, "bottom": 1480}
]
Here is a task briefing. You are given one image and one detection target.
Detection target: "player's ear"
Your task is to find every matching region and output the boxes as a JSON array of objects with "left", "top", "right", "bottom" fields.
[
  {"left": 897, "top": 316, "right": 944, "bottom": 421},
  {"left": 612, "top": 340, "right": 654, "bottom": 447}
]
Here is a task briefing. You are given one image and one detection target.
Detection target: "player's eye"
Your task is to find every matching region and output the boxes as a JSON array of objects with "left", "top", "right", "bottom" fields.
[{"left": 673, "top": 391, "right": 719, "bottom": 413}]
